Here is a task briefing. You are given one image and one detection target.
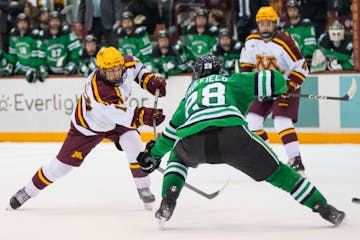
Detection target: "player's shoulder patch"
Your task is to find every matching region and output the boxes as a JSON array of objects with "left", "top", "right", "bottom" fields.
[{"left": 124, "top": 55, "right": 138, "bottom": 68}]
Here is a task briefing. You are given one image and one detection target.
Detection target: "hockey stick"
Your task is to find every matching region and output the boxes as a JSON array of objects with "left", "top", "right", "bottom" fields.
[
  {"left": 288, "top": 78, "right": 357, "bottom": 101},
  {"left": 152, "top": 89, "right": 228, "bottom": 199}
]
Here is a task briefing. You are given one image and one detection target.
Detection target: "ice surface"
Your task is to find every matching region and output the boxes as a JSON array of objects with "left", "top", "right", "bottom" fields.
[{"left": 0, "top": 143, "right": 359, "bottom": 240}]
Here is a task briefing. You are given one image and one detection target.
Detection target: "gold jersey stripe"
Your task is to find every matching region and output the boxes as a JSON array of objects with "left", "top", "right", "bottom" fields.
[
  {"left": 272, "top": 38, "right": 298, "bottom": 62},
  {"left": 142, "top": 73, "right": 155, "bottom": 90},
  {"left": 92, "top": 74, "right": 109, "bottom": 105},
  {"left": 129, "top": 163, "right": 141, "bottom": 169},
  {"left": 77, "top": 98, "right": 89, "bottom": 129},
  {"left": 125, "top": 61, "right": 136, "bottom": 67},
  {"left": 114, "top": 87, "right": 123, "bottom": 104},
  {"left": 289, "top": 70, "right": 306, "bottom": 81}
]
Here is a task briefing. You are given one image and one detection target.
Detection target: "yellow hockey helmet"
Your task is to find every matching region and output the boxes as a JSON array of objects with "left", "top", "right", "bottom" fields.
[
  {"left": 256, "top": 6, "right": 278, "bottom": 22},
  {"left": 96, "top": 47, "right": 124, "bottom": 69}
]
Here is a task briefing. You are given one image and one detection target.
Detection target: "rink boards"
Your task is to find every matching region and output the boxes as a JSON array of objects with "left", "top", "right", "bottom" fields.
[{"left": 0, "top": 73, "right": 359, "bottom": 143}]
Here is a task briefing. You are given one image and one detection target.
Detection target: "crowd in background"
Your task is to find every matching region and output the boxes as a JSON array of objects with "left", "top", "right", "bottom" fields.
[{"left": 0, "top": 0, "right": 355, "bottom": 82}]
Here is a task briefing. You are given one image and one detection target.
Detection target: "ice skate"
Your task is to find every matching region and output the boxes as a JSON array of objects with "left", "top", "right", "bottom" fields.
[
  {"left": 7, "top": 187, "right": 31, "bottom": 210},
  {"left": 288, "top": 155, "right": 305, "bottom": 176},
  {"left": 312, "top": 202, "right": 345, "bottom": 226},
  {"left": 137, "top": 188, "right": 155, "bottom": 210},
  {"left": 155, "top": 185, "right": 178, "bottom": 230}
]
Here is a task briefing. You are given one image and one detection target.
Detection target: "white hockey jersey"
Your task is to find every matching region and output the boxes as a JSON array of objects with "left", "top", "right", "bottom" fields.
[
  {"left": 71, "top": 56, "right": 155, "bottom": 136},
  {"left": 240, "top": 32, "right": 308, "bottom": 88}
]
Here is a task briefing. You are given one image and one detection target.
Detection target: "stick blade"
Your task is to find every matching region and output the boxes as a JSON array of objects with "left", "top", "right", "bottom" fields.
[{"left": 345, "top": 78, "right": 357, "bottom": 100}]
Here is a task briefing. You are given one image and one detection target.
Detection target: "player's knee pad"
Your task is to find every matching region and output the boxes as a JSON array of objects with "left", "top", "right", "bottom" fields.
[
  {"left": 274, "top": 116, "right": 294, "bottom": 133},
  {"left": 42, "top": 157, "right": 74, "bottom": 182},
  {"left": 265, "top": 161, "right": 302, "bottom": 193}
]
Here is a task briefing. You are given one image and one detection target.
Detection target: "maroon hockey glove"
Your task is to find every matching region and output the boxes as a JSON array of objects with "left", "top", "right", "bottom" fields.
[
  {"left": 147, "top": 76, "right": 166, "bottom": 97},
  {"left": 131, "top": 107, "right": 165, "bottom": 128}
]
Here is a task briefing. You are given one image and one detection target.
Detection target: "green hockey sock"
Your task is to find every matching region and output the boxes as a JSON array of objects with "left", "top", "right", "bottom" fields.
[
  {"left": 161, "top": 161, "right": 188, "bottom": 198},
  {"left": 266, "top": 162, "right": 327, "bottom": 208}
]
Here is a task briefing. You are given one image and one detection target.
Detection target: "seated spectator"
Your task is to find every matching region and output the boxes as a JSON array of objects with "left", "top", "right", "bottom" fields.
[
  {"left": 38, "top": 11, "right": 81, "bottom": 77},
  {"left": 300, "top": 0, "right": 328, "bottom": 38},
  {"left": 114, "top": 11, "right": 152, "bottom": 63},
  {"left": 282, "top": 0, "right": 317, "bottom": 68},
  {"left": 24, "top": 1, "right": 39, "bottom": 28},
  {"left": 312, "top": 21, "right": 353, "bottom": 72},
  {"left": 145, "top": 30, "right": 187, "bottom": 79},
  {"left": 35, "top": 6, "right": 50, "bottom": 31},
  {"left": 208, "top": 8, "right": 225, "bottom": 27},
  {"left": 183, "top": 8, "right": 218, "bottom": 65},
  {"left": 7, "top": 13, "right": 42, "bottom": 83},
  {"left": 0, "top": 48, "right": 12, "bottom": 76},
  {"left": 211, "top": 26, "right": 242, "bottom": 76},
  {"left": 127, "top": 0, "right": 161, "bottom": 35},
  {"left": 78, "top": 34, "right": 100, "bottom": 76}
]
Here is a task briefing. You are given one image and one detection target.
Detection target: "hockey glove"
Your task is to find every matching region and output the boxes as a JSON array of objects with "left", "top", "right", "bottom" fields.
[
  {"left": 136, "top": 151, "right": 160, "bottom": 173},
  {"left": 63, "top": 62, "right": 77, "bottom": 75},
  {"left": 147, "top": 76, "right": 166, "bottom": 96},
  {"left": 0, "top": 63, "right": 14, "bottom": 76},
  {"left": 131, "top": 107, "right": 165, "bottom": 128},
  {"left": 38, "top": 65, "right": 48, "bottom": 82},
  {"left": 25, "top": 68, "right": 39, "bottom": 83}
]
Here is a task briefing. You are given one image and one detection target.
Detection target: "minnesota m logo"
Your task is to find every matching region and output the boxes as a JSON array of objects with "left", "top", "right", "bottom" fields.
[
  {"left": 71, "top": 151, "right": 83, "bottom": 160},
  {"left": 255, "top": 54, "right": 285, "bottom": 73}
]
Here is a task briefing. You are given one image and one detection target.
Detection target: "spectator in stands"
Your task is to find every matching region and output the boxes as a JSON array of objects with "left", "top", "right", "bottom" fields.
[
  {"left": 212, "top": 26, "right": 242, "bottom": 76},
  {"left": 7, "top": 13, "right": 43, "bottom": 82},
  {"left": 234, "top": 0, "right": 269, "bottom": 43},
  {"left": 75, "top": 0, "right": 121, "bottom": 45},
  {"left": 24, "top": 1, "right": 38, "bottom": 28},
  {"left": 300, "top": 0, "right": 327, "bottom": 38},
  {"left": 78, "top": 34, "right": 100, "bottom": 76},
  {"left": 208, "top": 8, "right": 225, "bottom": 27},
  {"left": 0, "top": 47, "right": 12, "bottom": 76},
  {"left": 313, "top": 20, "right": 353, "bottom": 71},
  {"left": 127, "top": 0, "right": 161, "bottom": 35},
  {"left": 145, "top": 30, "right": 187, "bottom": 79},
  {"left": 38, "top": 11, "right": 81, "bottom": 77},
  {"left": 35, "top": 6, "right": 50, "bottom": 31},
  {"left": 0, "top": 0, "right": 26, "bottom": 53},
  {"left": 327, "top": 0, "right": 352, "bottom": 32},
  {"left": 114, "top": 11, "right": 152, "bottom": 63},
  {"left": 282, "top": 0, "right": 316, "bottom": 68},
  {"left": 183, "top": 8, "right": 218, "bottom": 66}
]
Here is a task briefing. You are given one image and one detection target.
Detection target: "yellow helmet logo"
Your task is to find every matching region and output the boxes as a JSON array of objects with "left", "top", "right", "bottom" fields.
[
  {"left": 96, "top": 47, "right": 125, "bottom": 69},
  {"left": 256, "top": 6, "right": 278, "bottom": 22}
]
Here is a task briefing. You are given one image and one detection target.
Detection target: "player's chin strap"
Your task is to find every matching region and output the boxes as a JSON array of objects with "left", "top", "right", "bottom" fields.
[{"left": 152, "top": 89, "right": 229, "bottom": 199}]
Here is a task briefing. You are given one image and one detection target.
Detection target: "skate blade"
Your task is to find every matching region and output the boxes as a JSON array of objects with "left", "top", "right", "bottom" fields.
[
  {"left": 158, "top": 216, "right": 167, "bottom": 230},
  {"left": 144, "top": 202, "right": 153, "bottom": 211}
]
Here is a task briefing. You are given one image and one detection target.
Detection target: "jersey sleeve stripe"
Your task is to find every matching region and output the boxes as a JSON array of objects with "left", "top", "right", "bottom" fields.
[
  {"left": 141, "top": 73, "right": 155, "bottom": 90},
  {"left": 113, "top": 87, "right": 123, "bottom": 104},
  {"left": 76, "top": 97, "right": 89, "bottom": 129},
  {"left": 289, "top": 70, "right": 306, "bottom": 81},
  {"left": 125, "top": 61, "right": 136, "bottom": 68},
  {"left": 91, "top": 74, "right": 109, "bottom": 105},
  {"left": 272, "top": 38, "right": 298, "bottom": 62}
]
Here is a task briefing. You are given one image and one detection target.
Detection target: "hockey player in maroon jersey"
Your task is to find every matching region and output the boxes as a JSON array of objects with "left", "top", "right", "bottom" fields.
[
  {"left": 240, "top": 6, "right": 308, "bottom": 174},
  {"left": 7, "top": 47, "right": 166, "bottom": 211}
]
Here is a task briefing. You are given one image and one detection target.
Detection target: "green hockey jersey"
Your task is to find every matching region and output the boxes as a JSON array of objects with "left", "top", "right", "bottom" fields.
[
  {"left": 283, "top": 18, "right": 317, "bottom": 58},
  {"left": 38, "top": 26, "right": 81, "bottom": 74},
  {"left": 184, "top": 24, "right": 218, "bottom": 61},
  {"left": 115, "top": 27, "right": 152, "bottom": 63},
  {"left": 7, "top": 28, "right": 40, "bottom": 74},
  {"left": 150, "top": 70, "right": 288, "bottom": 158}
]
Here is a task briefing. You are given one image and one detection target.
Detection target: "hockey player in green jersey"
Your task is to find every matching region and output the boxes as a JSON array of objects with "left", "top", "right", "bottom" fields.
[
  {"left": 78, "top": 34, "right": 100, "bottom": 76},
  {"left": 317, "top": 21, "right": 353, "bottom": 71},
  {"left": 136, "top": 55, "right": 345, "bottom": 228},
  {"left": 38, "top": 11, "right": 81, "bottom": 76},
  {"left": 183, "top": 8, "right": 218, "bottom": 64},
  {"left": 283, "top": 0, "right": 317, "bottom": 67},
  {"left": 115, "top": 11, "right": 152, "bottom": 63},
  {"left": 7, "top": 13, "right": 42, "bottom": 82},
  {"left": 145, "top": 30, "right": 187, "bottom": 78},
  {"left": 212, "top": 26, "right": 242, "bottom": 76}
]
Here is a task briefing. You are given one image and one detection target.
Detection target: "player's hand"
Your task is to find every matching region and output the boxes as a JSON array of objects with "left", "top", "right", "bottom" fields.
[
  {"left": 282, "top": 80, "right": 298, "bottom": 98},
  {"left": 136, "top": 151, "right": 160, "bottom": 173},
  {"left": 132, "top": 107, "right": 165, "bottom": 128},
  {"left": 147, "top": 76, "right": 166, "bottom": 97}
]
